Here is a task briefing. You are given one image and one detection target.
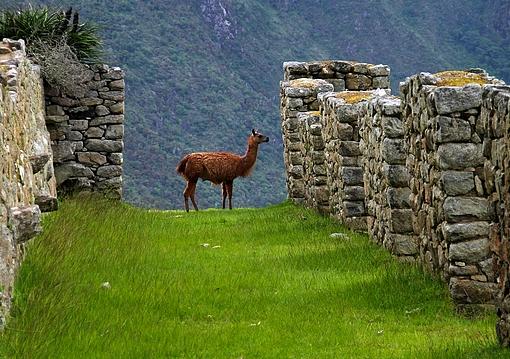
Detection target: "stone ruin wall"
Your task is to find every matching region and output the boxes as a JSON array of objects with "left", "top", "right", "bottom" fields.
[
  {"left": 280, "top": 60, "right": 510, "bottom": 343},
  {"left": 0, "top": 38, "right": 125, "bottom": 326},
  {"left": 45, "top": 64, "right": 125, "bottom": 198},
  {"left": 0, "top": 39, "right": 56, "bottom": 325}
]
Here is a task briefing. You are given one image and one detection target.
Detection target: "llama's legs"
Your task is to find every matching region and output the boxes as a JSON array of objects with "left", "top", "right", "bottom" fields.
[
  {"left": 183, "top": 180, "right": 198, "bottom": 212},
  {"left": 222, "top": 183, "right": 227, "bottom": 209},
  {"left": 189, "top": 181, "right": 199, "bottom": 211},
  {"left": 226, "top": 181, "right": 233, "bottom": 210}
]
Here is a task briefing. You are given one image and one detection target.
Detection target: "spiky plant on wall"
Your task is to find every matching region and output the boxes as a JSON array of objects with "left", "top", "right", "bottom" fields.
[{"left": 0, "top": 5, "right": 103, "bottom": 95}]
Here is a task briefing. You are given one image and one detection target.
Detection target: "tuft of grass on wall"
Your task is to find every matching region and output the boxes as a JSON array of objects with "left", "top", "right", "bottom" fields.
[{"left": 0, "top": 197, "right": 506, "bottom": 358}]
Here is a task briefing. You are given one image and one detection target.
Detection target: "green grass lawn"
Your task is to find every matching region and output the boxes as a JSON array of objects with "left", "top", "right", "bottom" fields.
[{"left": 0, "top": 197, "right": 507, "bottom": 358}]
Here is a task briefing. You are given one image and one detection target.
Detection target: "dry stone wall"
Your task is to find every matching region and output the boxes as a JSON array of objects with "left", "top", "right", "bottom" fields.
[
  {"left": 280, "top": 78, "right": 333, "bottom": 206},
  {"left": 45, "top": 65, "right": 125, "bottom": 198},
  {"left": 359, "top": 94, "right": 417, "bottom": 259},
  {"left": 401, "top": 71, "right": 504, "bottom": 309},
  {"left": 482, "top": 86, "right": 510, "bottom": 345},
  {"left": 280, "top": 61, "right": 510, "bottom": 313},
  {"left": 0, "top": 39, "right": 57, "bottom": 326}
]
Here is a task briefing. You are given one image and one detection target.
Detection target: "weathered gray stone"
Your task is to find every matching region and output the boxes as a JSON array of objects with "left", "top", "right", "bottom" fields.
[
  {"left": 339, "top": 141, "right": 361, "bottom": 156},
  {"left": 30, "top": 154, "right": 50, "bottom": 174},
  {"left": 77, "top": 152, "right": 107, "bottom": 166},
  {"left": 46, "top": 105, "right": 64, "bottom": 116},
  {"left": 383, "top": 164, "right": 410, "bottom": 187},
  {"left": 448, "top": 264, "right": 479, "bottom": 276},
  {"left": 108, "top": 153, "right": 123, "bottom": 165},
  {"left": 449, "top": 278, "right": 496, "bottom": 304},
  {"left": 346, "top": 73, "right": 371, "bottom": 90},
  {"left": 437, "top": 143, "right": 484, "bottom": 170},
  {"left": 109, "top": 79, "right": 125, "bottom": 90},
  {"left": 109, "top": 102, "right": 124, "bottom": 114},
  {"left": 95, "top": 105, "right": 110, "bottom": 116},
  {"left": 437, "top": 116, "right": 472, "bottom": 143},
  {"left": 8, "top": 205, "right": 41, "bottom": 243},
  {"left": 89, "top": 115, "right": 124, "bottom": 126},
  {"left": 434, "top": 84, "right": 483, "bottom": 114},
  {"left": 389, "top": 234, "right": 418, "bottom": 255},
  {"left": 342, "top": 167, "right": 363, "bottom": 185},
  {"left": 390, "top": 209, "right": 413, "bottom": 233},
  {"left": 97, "top": 165, "right": 122, "bottom": 178},
  {"left": 449, "top": 238, "right": 490, "bottom": 262},
  {"left": 343, "top": 201, "right": 365, "bottom": 217},
  {"left": 45, "top": 115, "right": 69, "bottom": 124},
  {"left": 368, "top": 64, "right": 390, "bottom": 77},
  {"left": 442, "top": 221, "right": 489, "bottom": 243},
  {"left": 54, "top": 162, "right": 94, "bottom": 185},
  {"left": 80, "top": 97, "right": 103, "bottom": 106},
  {"left": 345, "top": 186, "right": 365, "bottom": 201},
  {"left": 443, "top": 197, "right": 490, "bottom": 222},
  {"left": 440, "top": 171, "right": 474, "bottom": 195},
  {"left": 386, "top": 187, "right": 411, "bottom": 208},
  {"left": 50, "top": 96, "right": 77, "bottom": 107},
  {"left": 381, "top": 138, "right": 406, "bottom": 164},
  {"left": 67, "top": 131, "right": 83, "bottom": 141},
  {"left": 381, "top": 116, "right": 404, "bottom": 138},
  {"left": 86, "top": 127, "right": 104, "bottom": 138},
  {"left": 99, "top": 91, "right": 124, "bottom": 101},
  {"left": 35, "top": 194, "right": 58, "bottom": 212},
  {"left": 372, "top": 76, "right": 390, "bottom": 89},
  {"left": 69, "top": 120, "right": 88, "bottom": 131},
  {"left": 51, "top": 141, "right": 74, "bottom": 163},
  {"left": 85, "top": 139, "right": 123, "bottom": 153}
]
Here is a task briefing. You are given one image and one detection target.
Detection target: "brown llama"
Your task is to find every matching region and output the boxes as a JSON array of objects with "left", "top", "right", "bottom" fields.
[{"left": 176, "top": 129, "right": 269, "bottom": 211}]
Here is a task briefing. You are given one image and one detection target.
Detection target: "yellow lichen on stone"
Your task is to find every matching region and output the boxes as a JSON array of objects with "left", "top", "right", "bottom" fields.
[
  {"left": 434, "top": 71, "right": 488, "bottom": 87},
  {"left": 289, "top": 78, "right": 322, "bottom": 89},
  {"left": 308, "top": 111, "right": 320, "bottom": 116},
  {"left": 335, "top": 91, "right": 373, "bottom": 104}
]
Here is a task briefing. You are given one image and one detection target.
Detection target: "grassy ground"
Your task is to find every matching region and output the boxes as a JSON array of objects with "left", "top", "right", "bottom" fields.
[{"left": 0, "top": 197, "right": 507, "bottom": 358}]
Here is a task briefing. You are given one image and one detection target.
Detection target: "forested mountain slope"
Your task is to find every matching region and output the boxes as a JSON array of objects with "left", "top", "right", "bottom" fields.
[{"left": 4, "top": 0, "right": 509, "bottom": 209}]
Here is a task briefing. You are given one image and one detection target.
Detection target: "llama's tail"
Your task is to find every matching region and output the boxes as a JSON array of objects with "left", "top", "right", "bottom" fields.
[{"left": 176, "top": 155, "right": 189, "bottom": 176}]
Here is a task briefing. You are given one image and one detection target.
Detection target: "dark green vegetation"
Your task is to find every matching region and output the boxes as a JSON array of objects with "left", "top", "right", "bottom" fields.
[
  {"left": 2, "top": 1, "right": 510, "bottom": 209},
  {"left": 0, "top": 6, "right": 102, "bottom": 62},
  {"left": 0, "top": 198, "right": 507, "bottom": 358}
]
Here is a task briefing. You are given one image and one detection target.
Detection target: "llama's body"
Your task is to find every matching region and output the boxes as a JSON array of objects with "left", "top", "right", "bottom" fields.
[{"left": 176, "top": 130, "right": 269, "bottom": 211}]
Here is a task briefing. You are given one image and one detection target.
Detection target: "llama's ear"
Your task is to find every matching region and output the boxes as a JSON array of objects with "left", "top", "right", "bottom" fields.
[{"left": 252, "top": 129, "right": 256, "bottom": 136}]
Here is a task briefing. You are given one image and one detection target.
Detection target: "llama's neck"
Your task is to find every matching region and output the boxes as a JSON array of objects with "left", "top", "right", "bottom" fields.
[{"left": 238, "top": 142, "right": 259, "bottom": 177}]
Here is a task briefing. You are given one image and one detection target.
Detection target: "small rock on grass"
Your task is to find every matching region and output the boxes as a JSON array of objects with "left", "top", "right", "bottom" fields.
[
  {"left": 330, "top": 232, "right": 349, "bottom": 239},
  {"left": 101, "top": 281, "right": 111, "bottom": 289}
]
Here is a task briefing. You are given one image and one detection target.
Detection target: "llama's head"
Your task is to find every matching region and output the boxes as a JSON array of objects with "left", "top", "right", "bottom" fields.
[{"left": 250, "top": 129, "right": 269, "bottom": 145}]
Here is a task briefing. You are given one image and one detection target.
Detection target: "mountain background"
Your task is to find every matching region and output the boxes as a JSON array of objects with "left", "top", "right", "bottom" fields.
[{"left": 3, "top": 0, "right": 510, "bottom": 209}]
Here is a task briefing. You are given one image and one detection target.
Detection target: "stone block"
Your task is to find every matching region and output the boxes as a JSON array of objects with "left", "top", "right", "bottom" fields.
[
  {"left": 69, "top": 120, "right": 88, "bottom": 131},
  {"left": 390, "top": 209, "right": 413, "bottom": 233},
  {"left": 109, "top": 79, "right": 125, "bottom": 90},
  {"left": 372, "top": 76, "right": 390, "bottom": 89},
  {"left": 54, "top": 162, "right": 94, "bottom": 185},
  {"left": 345, "top": 186, "right": 365, "bottom": 201},
  {"left": 437, "top": 116, "right": 472, "bottom": 143},
  {"left": 85, "top": 139, "right": 123, "bottom": 153},
  {"left": 442, "top": 221, "right": 489, "bottom": 243},
  {"left": 383, "top": 164, "right": 410, "bottom": 187},
  {"left": 342, "top": 167, "right": 364, "bottom": 185},
  {"left": 80, "top": 97, "right": 103, "bottom": 106},
  {"left": 8, "top": 206, "right": 42, "bottom": 243},
  {"left": 90, "top": 115, "right": 124, "bottom": 126},
  {"left": 381, "top": 116, "right": 404, "bottom": 138},
  {"left": 99, "top": 91, "right": 125, "bottom": 101},
  {"left": 443, "top": 197, "right": 489, "bottom": 222},
  {"left": 434, "top": 84, "right": 483, "bottom": 115},
  {"left": 346, "top": 73, "right": 371, "bottom": 90},
  {"left": 343, "top": 201, "right": 365, "bottom": 217},
  {"left": 86, "top": 127, "right": 104, "bottom": 138},
  {"left": 46, "top": 104, "right": 64, "bottom": 116},
  {"left": 35, "top": 194, "right": 58, "bottom": 212},
  {"left": 449, "top": 278, "right": 496, "bottom": 304},
  {"left": 95, "top": 105, "right": 110, "bottom": 116},
  {"left": 437, "top": 143, "right": 484, "bottom": 170},
  {"left": 440, "top": 171, "right": 474, "bottom": 195},
  {"left": 381, "top": 138, "right": 406, "bottom": 164},
  {"left": 388, "top": 234, "right": 418, "bottom": 255},
  {"left": 339, "top": 141, "right": 361, "bottom": 157},
  {"left": 386, "top": 187, "right": 411, "bottom": 208},
  {"left": 51, "top": 141, "right": 74, "bottom": 163},
  {"left": 77, "top": 152, "right": 107, "bottom": 166},
  {"left": 97, "top": 165, "right": 122, "bottom": 178},
  {"left": 449, "top": 238, "right": 490, "bottom": 262},
  {"left": 109, "top": 102, "right": 124, "bottom": 114}
]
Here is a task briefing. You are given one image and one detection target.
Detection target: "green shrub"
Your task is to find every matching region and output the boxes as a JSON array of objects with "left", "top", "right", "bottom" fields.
[{"left": 0, "top": 5, "right": 102, "bottom": 63}]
